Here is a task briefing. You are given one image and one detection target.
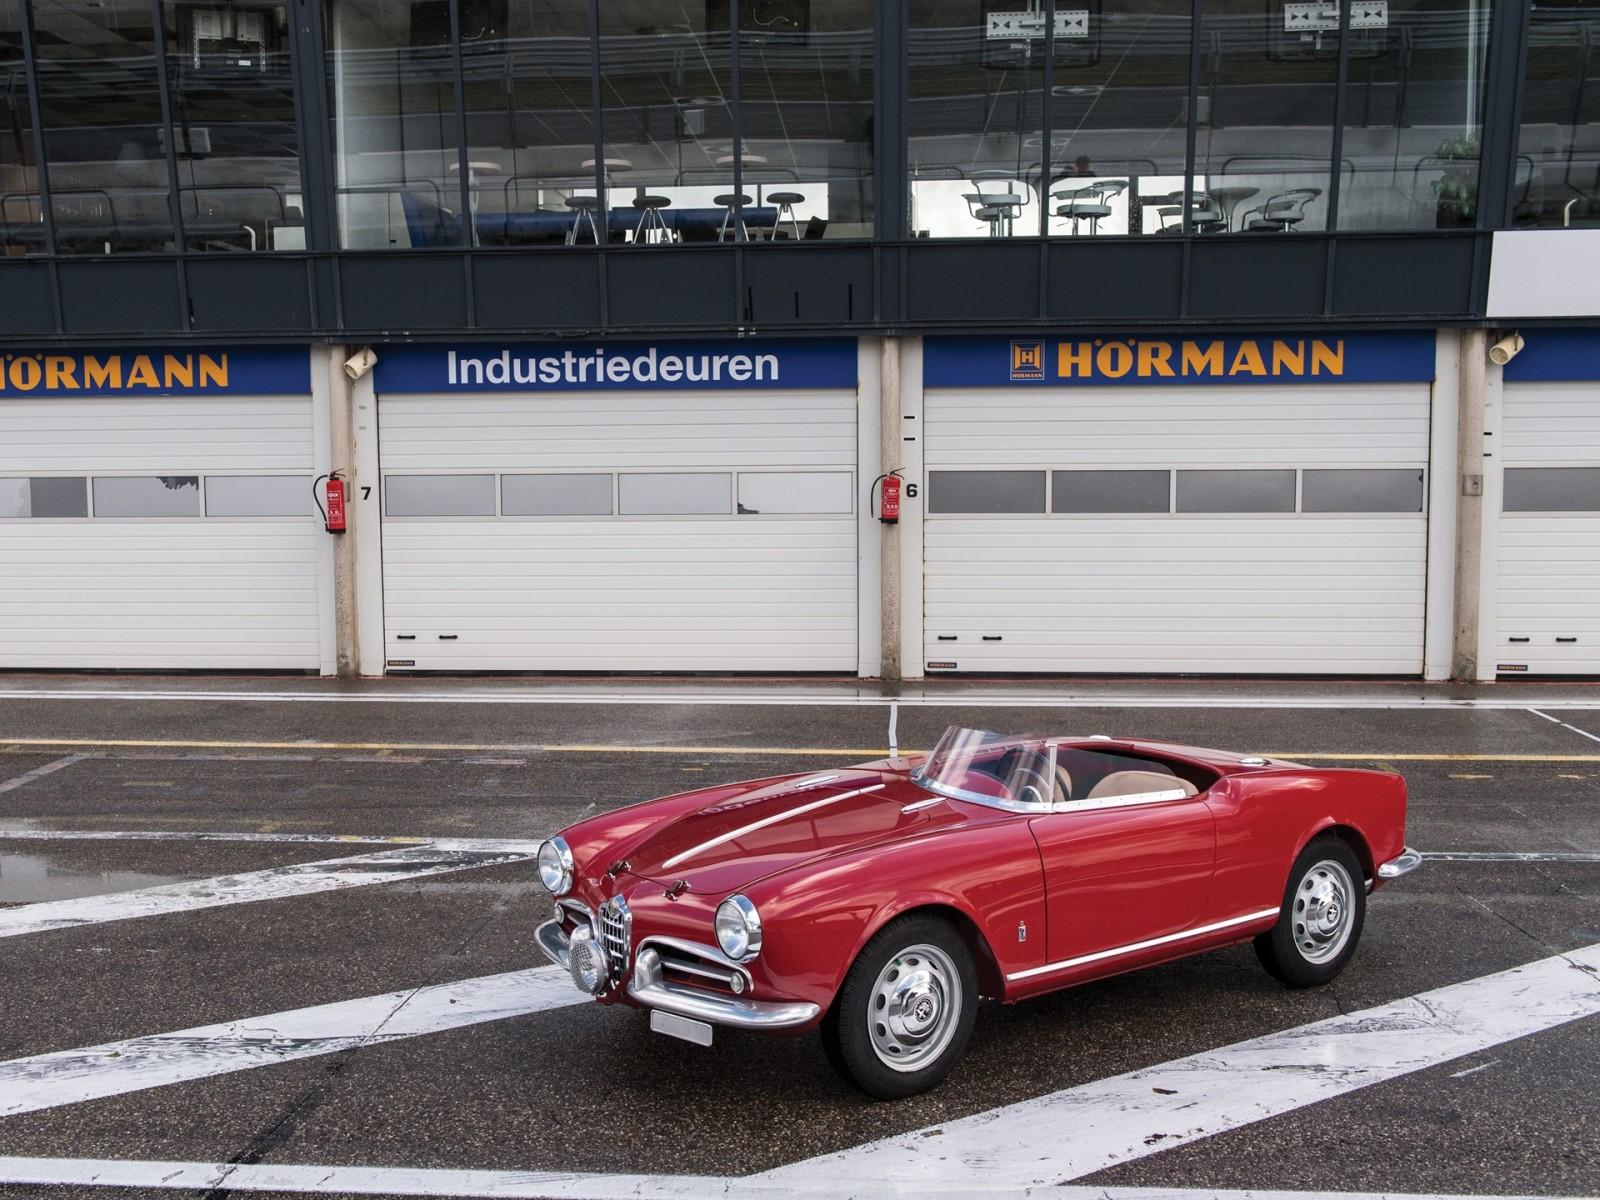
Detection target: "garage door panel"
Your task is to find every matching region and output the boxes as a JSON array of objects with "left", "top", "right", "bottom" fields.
[
  {"left": 1496, "top": 378, "right": 1600, "bottom": 676},
  {"left": 379, "top": 379, "right": 859, "bottom": 673},
  {"left": 923, "top": 366, "right": 1431, "bottom": 675}
]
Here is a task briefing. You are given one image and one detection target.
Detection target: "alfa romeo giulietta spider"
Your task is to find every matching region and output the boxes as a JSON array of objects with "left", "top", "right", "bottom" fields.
[{"left": 535, "top": 726, "right": 1418, "bottom": 1098}]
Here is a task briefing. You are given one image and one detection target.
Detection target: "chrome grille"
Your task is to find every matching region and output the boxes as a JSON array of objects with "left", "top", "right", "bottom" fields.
[{"left": 599, "top": 896, "right": 631, "bottom": 978}]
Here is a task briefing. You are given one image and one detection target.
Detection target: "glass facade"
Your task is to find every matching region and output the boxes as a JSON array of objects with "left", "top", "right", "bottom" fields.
[
  {"left": 1516, "top": 0, "right": 1600, "bottom": 227},
  {"left": 0, "top": 0, "right": 1592, "bottom": 256}
]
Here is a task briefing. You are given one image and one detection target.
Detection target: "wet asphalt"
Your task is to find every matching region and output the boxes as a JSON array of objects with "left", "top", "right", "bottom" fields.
[{"left": 0, "top": 678, "right": 1596, "bottom": 1199}]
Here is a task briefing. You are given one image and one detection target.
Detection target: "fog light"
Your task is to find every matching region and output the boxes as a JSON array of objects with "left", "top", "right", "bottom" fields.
[{"left": 568, "top": 925, "right": 609, "bottom": 995}]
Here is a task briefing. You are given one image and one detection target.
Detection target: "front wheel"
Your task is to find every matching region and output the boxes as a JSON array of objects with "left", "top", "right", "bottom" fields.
[
  {"left": 821, "top": 914, "right": 977, "bottom": 1099},
  {"left": 1254, "top": 835, "right": 1367, "bottom": 987}
]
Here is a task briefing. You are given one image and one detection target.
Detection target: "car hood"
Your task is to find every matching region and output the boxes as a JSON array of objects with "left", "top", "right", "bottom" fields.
[{"left": 610, "top": 768, "right": 942, "bottom": 896}]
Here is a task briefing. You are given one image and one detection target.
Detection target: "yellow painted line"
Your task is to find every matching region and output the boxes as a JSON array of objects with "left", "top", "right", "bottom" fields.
[
  {"left": 0, "top": 737, "right": 886, "bottom": 757},
  {"left": 2, "top": 737, "right": 1599, "bottom": 763}
]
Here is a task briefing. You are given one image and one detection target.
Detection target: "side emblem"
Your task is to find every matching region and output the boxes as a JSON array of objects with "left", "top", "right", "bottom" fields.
[{"left": 1017, "top": 920, "right": 1028, "bottom": 943}]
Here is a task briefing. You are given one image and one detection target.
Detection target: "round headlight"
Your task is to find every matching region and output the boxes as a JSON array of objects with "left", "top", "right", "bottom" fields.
[
  {"left": 537, "top": 837, "right": 573, "bottom": 896},
  {"left": 715, "top": 894, "right": 762, "bottom": 962}
]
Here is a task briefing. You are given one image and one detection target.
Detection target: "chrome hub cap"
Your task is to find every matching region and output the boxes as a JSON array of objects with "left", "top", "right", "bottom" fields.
[
  {"left": 867, "top": 943, "right": 962, "bottom": 1073},
  {"left": 1294, "top": 859, "right": 1355, "bottom": 964}
]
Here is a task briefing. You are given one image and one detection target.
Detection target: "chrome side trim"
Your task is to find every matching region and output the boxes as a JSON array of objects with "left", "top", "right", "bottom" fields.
[
  {"left": 638, "top": 935, "right": 753, "bottom": 991},
  {"left": 1005, "top": 908, "right": 1281, "bottom": 983},
  {"left": 628, "top": 948, "right": 819, "bottom": 1030},
  {"left": 900, "top": 797, "right": 943, "bottom": 814},
  {"left": 535, "top": 918, "right": 571, "bottom": 970},
  {"left": 1377, "top": 847, "right": 1423, "bottom": 879},
  {"left": 661, "top": 783, "right": 885, "bottom": 870}
]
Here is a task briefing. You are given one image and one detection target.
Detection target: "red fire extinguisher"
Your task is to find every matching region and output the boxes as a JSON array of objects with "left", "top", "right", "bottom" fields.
[
  {"left": 875, "top": 472, "right": 902, "bottom": 524},
  {"left": 317, "top": 473, "right": 348, "bottom": 534}
]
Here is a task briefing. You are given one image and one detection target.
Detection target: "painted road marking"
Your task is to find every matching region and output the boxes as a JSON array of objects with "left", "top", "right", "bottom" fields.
[
  {"left": 0, "top": 1163, "right": 1582, "bottom": 1200},
  {"left": 0, "top": 941, "right": 1595, "bottom": 1192},
  {"left": 0, "top": 845, "right": 535, "bottom": 940},
  {"left": 4, "top": 684, "right": 1600, "bottom": 711},
  {"left": 1528, "top": 707, "right": 1600, "bottom": 747},
  {"left": 755, "top": 941, "right": 1600, "bottom": 1193},
  {"left": 0, "top": 968, "right": 581, "bottom": 1118},
  {"left": 4, "top": 736, "right": 1600, "bottom": 764},
  {"left": 1, "top": 830, "right": 1597, "bottom": 865},
  {"left": 0, "top": 752, "right": 92, "bottom": 795}
]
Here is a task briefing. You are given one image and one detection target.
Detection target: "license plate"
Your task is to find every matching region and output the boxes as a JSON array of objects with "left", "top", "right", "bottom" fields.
[{"left": 650, "top": 1009, "right": 713, "bottom": 1047}]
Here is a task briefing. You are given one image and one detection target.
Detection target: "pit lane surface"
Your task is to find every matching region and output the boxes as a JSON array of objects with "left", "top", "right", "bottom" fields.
[{"left": 0, "top": 678, "right": 1596, "bottom": 1200}]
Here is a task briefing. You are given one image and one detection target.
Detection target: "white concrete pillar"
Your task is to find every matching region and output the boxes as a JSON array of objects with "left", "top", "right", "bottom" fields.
[
  {"left": 1451, "top": 328, "right": 1494, "bottom": 682},
  {"left": 897, "top": 338, "right": 925, "bottom": 681}
]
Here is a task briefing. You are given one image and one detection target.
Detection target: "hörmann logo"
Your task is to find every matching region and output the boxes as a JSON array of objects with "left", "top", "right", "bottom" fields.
[
  {"left": 0, "top": 352, "right": 230, "bottom": 393},
  {"left": 1056, "top": 337, "right": 1345, "bottom": 381},
  {"left": 1010, "top": 340, "right": 1045, "bottom": 380},
  {"left": 448, "top": 347, "right": 781, "bottom": 387}
]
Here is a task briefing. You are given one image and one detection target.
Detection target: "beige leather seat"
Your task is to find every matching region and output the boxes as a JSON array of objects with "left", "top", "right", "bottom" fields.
[{"left": 1086, "top": 770, "right": 1198, "bottom": 800}]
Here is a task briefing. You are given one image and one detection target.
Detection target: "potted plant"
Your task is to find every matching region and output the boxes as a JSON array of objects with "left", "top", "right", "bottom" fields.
[{"left": 1432, "top": 131, "right": 1479, "bottom": 228}]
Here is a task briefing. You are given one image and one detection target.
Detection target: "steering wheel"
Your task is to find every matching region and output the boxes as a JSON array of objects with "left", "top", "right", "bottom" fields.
[{"left": 1003, "top": 750, "right": 1055, "bottom": 807}]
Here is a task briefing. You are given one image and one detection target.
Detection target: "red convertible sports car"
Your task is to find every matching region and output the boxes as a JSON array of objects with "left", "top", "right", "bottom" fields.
[{"left": 535, "top": 726, "right": 1418, "bottom": 1098}]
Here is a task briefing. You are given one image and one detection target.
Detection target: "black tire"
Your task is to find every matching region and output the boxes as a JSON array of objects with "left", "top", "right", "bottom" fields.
[
  {"left": 821, "top": 914, "right": 977, "bottom": 1100},
  {"left": 1254, "top": 835, "right": 1367, "bottom": 987}
]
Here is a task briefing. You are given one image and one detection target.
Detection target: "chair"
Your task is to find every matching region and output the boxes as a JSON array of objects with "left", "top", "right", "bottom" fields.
[
  {"left": 1156, "top": 192, "right": 1225, "bottom": 234},
  {"left": 713, "top": 193, "right": 753, "bottom": 242},
  {"left": 963, "top": 173, "right": 1026, "bottom": 237},
  {"left": 564, "top": 195, "right": 601, "bottom": 245},
  {"left": 632, "top": 194, "right": 673, "bottom": 244},
  {"left": 1241, "top": 188, "right": 1322, "bottom": 232},
  {"left": 766, "top": 191, "right": 806, "bottom": 240},
  {"left": 1053, "top": 178, "right": 1127, "bottom": 235}
]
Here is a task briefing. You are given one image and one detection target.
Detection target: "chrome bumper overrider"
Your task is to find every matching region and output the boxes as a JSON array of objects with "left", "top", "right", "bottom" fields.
[
  {"left": 1377, "top": 846, "right": 1423, "bottom": 880},
  {"left": 535, "top": 919, "right": 820, "bottom": 1030}
]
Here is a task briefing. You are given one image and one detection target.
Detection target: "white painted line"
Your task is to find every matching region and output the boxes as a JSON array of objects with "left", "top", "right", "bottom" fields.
[
  {"left": 1425, "top": 850, "right": 1600, "bottom": 864},
  {"left": 1448, "top": 1059, "right": 1499, "bottom": 1078},
  {"left": 0, "top": 1161, "right": 1581, "bottom": 1200},
  {"left": 1529, "top": 707, "right": 1600, "bottom": 746},
  {"left": 759, "top": 941, "right": 1600, "bottom": 1192},
  {"left": 0, "top": 828, "right": 544, "bottom": 854},
  {"left": 887, "top": 700, "right": 899, "bottom": 757},
  {"left": 0, "top": 752, "right": 92, "bottom": 795},
  {"left": 0, "top": 845, "right": 535, "bottom": 940},
  {"left": 0, "top": 967, "right": 581, "bottom": 1118},
  {"left": 5, "top": 685, "right": 1600, "bottom": 711},
  {"left": 4, "top": 830, "right": 1595, "bottom": 865}
]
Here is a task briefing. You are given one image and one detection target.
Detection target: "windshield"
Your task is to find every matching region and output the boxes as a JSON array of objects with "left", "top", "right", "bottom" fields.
[{"left": 911, "top": 727, "right": 1057, "bottom": 812}]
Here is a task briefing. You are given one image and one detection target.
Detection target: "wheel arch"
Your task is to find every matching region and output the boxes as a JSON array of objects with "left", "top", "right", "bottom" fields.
[
  {"left": 848, "top": 899, "right": 1005, "bottom": 1003},
  {"left": 1301, "top": 820, "right": 1376, "bottom": 884}
]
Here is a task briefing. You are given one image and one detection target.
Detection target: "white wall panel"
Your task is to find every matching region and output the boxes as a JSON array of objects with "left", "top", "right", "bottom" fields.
[
  {"left": 923, "top": 381, "right": 1431, "bottom": 675},
  {"left": 0, "top": 394, "right": 321, "bottom": 671},
  {"left": 0, "top": 397, "right": 312, "bottom": 472},
  {"left": 1496, "top": 382, "right": 1600, "bottom": 675},
  {"left": 925, "top": 385, "right": 1429, "bottom": 468},
  {"left": 379, "top": 389, "right": 858, "bottom": 672},
  {"left": 0, "top": 525, "right": 319, "bottom": 669}
]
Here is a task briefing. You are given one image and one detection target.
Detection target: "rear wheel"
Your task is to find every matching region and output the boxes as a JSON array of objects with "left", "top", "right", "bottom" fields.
[
  {"left": 1254, "top": 836, "right": 1366, "bottom": 987},
  {"left": 821, "top": 914, "right": 977, "bottom": 1099}
]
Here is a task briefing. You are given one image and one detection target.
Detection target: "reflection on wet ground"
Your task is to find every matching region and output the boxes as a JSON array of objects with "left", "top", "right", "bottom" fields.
[{"left": 0, "top": 852, "right": 182, "bottom": 904}]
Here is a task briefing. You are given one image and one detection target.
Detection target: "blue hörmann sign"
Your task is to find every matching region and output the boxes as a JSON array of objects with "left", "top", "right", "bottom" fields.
[
  {"left": 925, "top": 332, "right": 1437, "bottom": 387},
  {"left": 1501, "top": 328, "right": 1600, "bottom": 381},
  {"left": 374, "top": 340, "right": 858, "bottom": 393}
]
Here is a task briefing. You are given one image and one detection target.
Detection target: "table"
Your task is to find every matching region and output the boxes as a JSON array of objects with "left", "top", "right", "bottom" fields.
[{"left": 1206, "top": 185, "right": 1260, "bottom": 232}]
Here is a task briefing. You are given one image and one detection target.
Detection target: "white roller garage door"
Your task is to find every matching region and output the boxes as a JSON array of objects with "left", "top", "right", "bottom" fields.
[
  {"left": 1496, "top": 358, "right": 1600, "bottom": 676},
  {"left": 374, "top": 343, "right": 859, "bottom": 672},
  {"left": 921, "top": 335, "right": 1434, "bottom": 675},
  {"left": 0, "top": 350, "right": 321, "bottom": 671}
]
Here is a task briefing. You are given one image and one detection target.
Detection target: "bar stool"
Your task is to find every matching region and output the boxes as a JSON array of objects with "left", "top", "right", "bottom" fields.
[
  {"left": 767, "top": 191, "right": 805, "bottom": 240},
  {"left": 564, "top": 195, "right": 601, "bottom": 245},
  {"left": 714, "top": 193, "right": 752, "bottom": 242},
  {"left": 632, "top": 194, "right": 673, "bottom": 244}
]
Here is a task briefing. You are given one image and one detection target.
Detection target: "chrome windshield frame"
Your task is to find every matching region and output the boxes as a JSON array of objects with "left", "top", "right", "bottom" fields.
[{"left": 910, "top": 731, "right": 1057, "bottom": 815}]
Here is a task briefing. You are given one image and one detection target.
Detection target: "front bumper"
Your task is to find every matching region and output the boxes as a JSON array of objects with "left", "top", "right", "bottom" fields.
[
  {"left": 535, "top": 918, "right": 820, "bottom": 1031},
  {"left": 1377, "top": 846, "right": 1423, "bottom": 880}
]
